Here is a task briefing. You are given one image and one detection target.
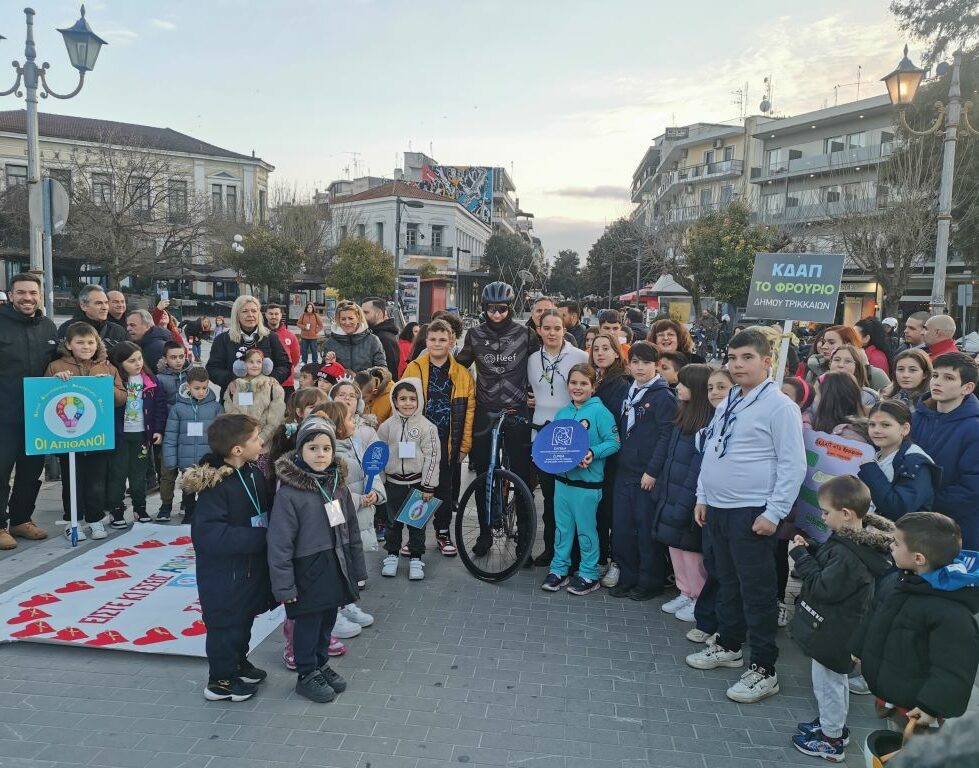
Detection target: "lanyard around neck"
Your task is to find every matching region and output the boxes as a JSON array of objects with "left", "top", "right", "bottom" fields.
[
  {"left": 313, "top": 474, "right": 340, "bottom": 503},
  {"left": 236, "top": 468, "right": 263, "bottom": 516}
]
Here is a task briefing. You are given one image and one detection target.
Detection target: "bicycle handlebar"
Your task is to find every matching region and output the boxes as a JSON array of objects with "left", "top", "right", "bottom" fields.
[{"left": 472, "top": 409, "right": 527, "bottom": 438}]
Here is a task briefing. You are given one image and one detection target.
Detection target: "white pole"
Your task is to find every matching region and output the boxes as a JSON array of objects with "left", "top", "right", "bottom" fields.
[
  {"left": 68, "top": 452, "right": 79, "bottom": 547},
  {"left": 773, "top": 319, "right": 793, "bottom": 382},
  {"left": 930, "top": 50, "right": 963, "bottom": 315}
]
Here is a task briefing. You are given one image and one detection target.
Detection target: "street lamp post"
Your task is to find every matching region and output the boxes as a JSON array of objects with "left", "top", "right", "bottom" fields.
[
  {"left": 0, "top": 5, "right": 106, "bottom": 304},
  {"left": 231, "top": 233, "right": 245, "bottom": 297},
  {"left": 455, "top": 246, "right": 471, "bottom": 311},
  {"left": 882, "top": 46, "right": 979, "bottom": 314},
  {"left": 393, "top": 186, "right": 424, "bottom": 310}
]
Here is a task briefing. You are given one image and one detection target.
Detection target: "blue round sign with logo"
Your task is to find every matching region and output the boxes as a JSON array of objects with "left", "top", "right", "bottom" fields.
[
  {"left": 361, "top": 441, "right": 390, "bottom": 493},
  {"left": 532, "top": 419, "right": 590, "bottom": 474}
]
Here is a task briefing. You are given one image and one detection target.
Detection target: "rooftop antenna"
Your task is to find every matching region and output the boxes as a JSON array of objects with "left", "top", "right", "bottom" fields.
[
  {"left": 731, "top": 83, "right": 747, "bottom": 119},
  {"left": 833, "top": 67, "right": 864, "bottom": 106}
]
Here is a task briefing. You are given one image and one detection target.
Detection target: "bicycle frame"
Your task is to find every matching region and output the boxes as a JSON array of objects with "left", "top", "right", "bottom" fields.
[{"left": 484, "top": 412, "right": 506, "bottom": 525}]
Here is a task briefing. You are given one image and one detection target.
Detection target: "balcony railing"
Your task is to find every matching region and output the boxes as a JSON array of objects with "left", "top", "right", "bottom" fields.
[
  {"left": 653, "top": 159, "right": 743, "bottom": 202},
  {"left": 754, "top": 196, "right": 882, "bottom": 225},
  {"left": 756, "top": 142, "right": 894, "bottom": 182},
  {"left": 404, "top": 244, "right": 453, "bottom": 258}
]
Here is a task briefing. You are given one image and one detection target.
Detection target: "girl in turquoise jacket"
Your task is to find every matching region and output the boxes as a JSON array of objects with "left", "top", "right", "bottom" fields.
[{"left": 542, "top": 363, "right": 621, "bottom": 595}]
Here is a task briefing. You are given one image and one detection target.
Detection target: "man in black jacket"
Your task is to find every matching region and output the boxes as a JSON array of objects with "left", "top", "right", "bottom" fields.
[
  {"left": 126, "top": 309, "right": 172, "bottom": 372},
  {"left": 57, "top": 284, "right": 127, "bottom": 348},
  {"left": 106, "top": 290, "right": 127, "bottom": 330},
  {"left": 361, "top": 298, "right": 400, "bottom": 376},
  {"left": 558, "top": 300, "right": 587, "bottom": 349},
  {"left": 0, "top": 274, "right": 58, "bottom": 549}
]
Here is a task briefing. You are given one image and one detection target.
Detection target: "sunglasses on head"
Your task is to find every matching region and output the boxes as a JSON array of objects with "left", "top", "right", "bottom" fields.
[{"left": 486, "top": 304, "right": 509, "bottom": 314}]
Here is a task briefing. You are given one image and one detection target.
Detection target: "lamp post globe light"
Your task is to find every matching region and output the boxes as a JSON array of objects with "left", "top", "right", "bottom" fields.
[
  {"left": 882, "top": 45, "right": 979, "bottom": 314},
  {"left": 1, "top": 5, "right": 106, "bottom": 304}
]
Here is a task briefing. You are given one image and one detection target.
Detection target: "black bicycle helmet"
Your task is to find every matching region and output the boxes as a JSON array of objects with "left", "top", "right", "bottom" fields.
[{"left": 481, "top": 281, "right": 515, "bottom": 306}]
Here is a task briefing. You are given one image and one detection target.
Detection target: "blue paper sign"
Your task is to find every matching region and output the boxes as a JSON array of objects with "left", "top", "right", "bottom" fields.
[
  {"left": 395, "top": 488, "right": 442, "bottom": 529},
  {"left": 532, "top": 419, "right": 590, "bottom": 474},
  {"left": 361, "top": 440, "right": 389, "bottom": 494},
  {"left": 23, "top": 376, "right": 116, "bottom": 456}
]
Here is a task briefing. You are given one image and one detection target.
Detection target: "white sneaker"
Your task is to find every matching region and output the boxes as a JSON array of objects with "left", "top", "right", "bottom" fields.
[
  {"left": 726, "top": 665, "right": 780, "bottom": 703},
  {"left": 600, "top": 561, "right": 620, "bottom": 588},
  {"left": 778, "top": 600, "right": 793, "bottom": 627},
  {"left": 381, "top": 554, "right": 399, "bottom": 577},
  {"left": 675, "top": 601, "right": 697, "bottom": 623},
  {"left": 340, "top": 603, "right": 374, "bottom": 627},
  {"left": 686, "top": 628, "right": 718, "bottom": 644},
  {"left": 409, "top": 558, "right": 425, "bottom": 581},
  {"left": 64, "top": 525, "right": 87, "bottom": 542},
  {"left": 686, "top": 641, "right": 744, "bottom": 670},
  {"left": 331, "top": 613, "right": 363, "bottom": 639},
  {"left": 661, "top": 594, "right": 693, "bottom": 614},
  {"left": 88, "top": 520, "right": 108, "bottom": 540}
]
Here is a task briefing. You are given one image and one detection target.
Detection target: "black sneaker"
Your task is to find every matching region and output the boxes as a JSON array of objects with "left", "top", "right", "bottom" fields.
[
  {"left": 204, "top": 678, "right": 257, "bottom": 702},
  {"left": 566, "top": 575, "right": 601, "bottom": 595},
  {"left": 608, "top": 583, "right": 636, "bottom": 598},
  {"left": 135, "top": 509, "right": 152, "bottom": 523},
  {"left": 109, "top": 506, "right": 128, "bottom": 529},
  {"left": 628, "top": 585, "right": 663, "bottom": 601},
  {"left": 296, "top": 670, "right": 336, "bottom": 703},
  {"left": 472, "top": 534, "right": 492, "bottom": 557},
  {"left": 318, "top": 664, "right": 347, "bottom": 693},
  {"left": 237, "top": 660, "right": 268, "bottom": 685},
  {"left": 541, "top": 573, "right": 570, "bottom": 592},
  {"left": 156, "top": 506, "right": 171, "bottom": 522}
]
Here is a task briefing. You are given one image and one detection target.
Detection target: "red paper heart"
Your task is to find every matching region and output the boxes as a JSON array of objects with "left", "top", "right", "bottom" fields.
[
  {"left": 54, "top": 626, "right": 89, "bottom": 641},
  {"left": 180, "top": 620, "right": 207, "bottom": 637},
  {"left": 133, "top": 626, "right": 177, "bottom": 645},
  {"left": 6, "top": 607, "right": 51, "bottom": 625},
  {"left": 85, "top": 630, "right": 127, "bottom": 646},
  {"left": 134, "top": 539, "right": 165, "bottom": 550},
  {"left": 95, "top": 558, "right": 127, "bottom": 570},
  {"left": 18, "top": 593, "right": 60, "bottom": 608},
  {"left": 94, "top": 569, "right": 129, "bottom": 582},
  {"left": 11, "top": 620, "right": 55, "bottom": 638},
  {"left": 55, "top": 580, "right": 93, "bottom": 594},
  {"left": 168, "top": 536, "right": 192, "bottom": 546},
  {"left": 107, "top": 547, "right": 138, "bottom": 558}
]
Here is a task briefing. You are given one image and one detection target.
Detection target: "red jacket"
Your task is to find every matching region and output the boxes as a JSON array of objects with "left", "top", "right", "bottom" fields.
[
  {"left": 928, "top": 337, "right": 958, "bottom": 361},
  {"left": 865, "top": 344, "right": 890, "bottom": 375},
  {"left": 272, "top": 323, "right": 300, "bottom": 388}
]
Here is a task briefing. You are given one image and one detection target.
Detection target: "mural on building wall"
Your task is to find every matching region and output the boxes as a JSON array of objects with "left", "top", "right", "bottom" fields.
[{"left": 419, "top": 165, "right": 494, "bottom": 223}]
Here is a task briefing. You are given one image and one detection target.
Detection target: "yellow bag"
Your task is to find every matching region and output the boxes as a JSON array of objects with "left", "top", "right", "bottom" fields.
[{"left": 863, "top": 720, "right": 919, "bottom": 768}]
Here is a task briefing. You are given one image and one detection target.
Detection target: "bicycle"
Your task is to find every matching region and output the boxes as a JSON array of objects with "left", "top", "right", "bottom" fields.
[{"left": 455, "top": 410, "right": 537, "bottom": 582}]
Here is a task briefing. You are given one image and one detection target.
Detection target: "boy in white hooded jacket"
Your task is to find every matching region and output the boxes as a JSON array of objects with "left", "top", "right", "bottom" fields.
[{"left": 376, "top": 378, "right": 440, "bottom": 580}]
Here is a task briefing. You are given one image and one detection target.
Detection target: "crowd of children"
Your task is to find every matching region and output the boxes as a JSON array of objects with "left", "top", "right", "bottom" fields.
[{"left": 45, "top": 300, "right": 979, "bottom": 751}]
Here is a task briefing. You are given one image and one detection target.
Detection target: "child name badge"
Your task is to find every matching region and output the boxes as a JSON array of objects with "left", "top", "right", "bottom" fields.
[
  {"left": 238, "top": 391, "right": 254, "bottom": 406},
  {"left": 250, "top": 511, "right": 268, "bottom": 528},
  {"left": 187, "top": 422, "right": 204, "bottom": 437},
  {"left": 398, "top": 441, "right": 416, "bottom": 459},
  {"left": 325, "top": 499, "right": 345, "bottom": 527}
]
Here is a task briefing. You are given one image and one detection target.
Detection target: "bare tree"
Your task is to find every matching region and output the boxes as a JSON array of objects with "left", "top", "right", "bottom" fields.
[{"left": 62, "top": 130, "right": 213, "bottom": 288}]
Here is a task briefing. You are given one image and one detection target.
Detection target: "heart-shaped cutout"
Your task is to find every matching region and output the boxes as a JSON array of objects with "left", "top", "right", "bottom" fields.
[
  {"left": 180, "top": 620, "right": 207, "bottom": 637},
  {"left": 11, "top": 620, "right": 55, "bottom": 638},
  {"left": 94, "top": 569, "right": 129, "bottom": 582},
  {"left": 54, "top": 627, "right": 89, "bottom": 641},
  {"left": 132, "top": 626, "right": 177, "bottom": 645},
  {"left": 6, "top": 607, "right": 51, "bottom": 625},
  {"left": 85, "top": 630, "right": 127, "bottom": 646},
  {"left": 55, "top": 580, "right": 93, "bottom": 594},
  {"left": 168, "top": 536, "right": 192, "bottom": 546},
  {"left": 107, "top": 548, "right": 138, "bottom": 558},
  {"left": 18, "top": 593, "right": 60, "bottom": 608},
  {"left": 134, "top": 540, "right": 165, "bottom": 550},
  {"left": 95, "top": 558, "right": 127, "bottom": 570}
]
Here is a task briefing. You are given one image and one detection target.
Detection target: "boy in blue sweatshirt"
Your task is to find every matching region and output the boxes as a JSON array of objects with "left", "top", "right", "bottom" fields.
[
  {"left": 610, "top": 342, "right": 678, "bottom": 601},
  {"left": 687, "top": 329, "right": 806, "bottom": 705},
  {"left": 156, "top": 341, "right": 193, "bottom": 520},
  {"left": 541, "top": 363, "right": 620, "bottom": 595}
]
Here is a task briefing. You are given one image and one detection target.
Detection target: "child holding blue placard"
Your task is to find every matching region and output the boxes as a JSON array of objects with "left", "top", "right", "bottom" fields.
[
  {"left": 376, "top": 378, "right": 440, "bottom": 581},
  {"left": 541, "top": 363, "right": 620, "bottom": 595}
]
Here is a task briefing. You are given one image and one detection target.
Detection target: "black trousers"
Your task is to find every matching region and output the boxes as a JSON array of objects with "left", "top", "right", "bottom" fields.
[
  {"left": 597, "top": 465, "right": 617, "bottom": 563},
  {"left": 182, "top": 492, "right": 198, "bottom": 522},
  {"left": 59, "top": 452, "right": 109, "bottom": 524},
  {"left": 293, "top": 607, "right": 339, "bottom": 676},
  {"left": 205, "top": 621, "right": 252, "bottom": 681},
  {"left": 538, "top": 471, "right": 556, "bottom": 552},
  {"left": 703, "top": 505, "right": 779, "bottom": 670},
  {"left": 385, "top": 482, "right": 426, "bottom": 557},
  {"left": 432, "top": 453, "right": 458, "bottom": 533},
  {"left": 0, "top": 429, "right": 45, "bottom": 529},
  {"left": 612, "top": 476, "right": 666, "bottom": 590}
]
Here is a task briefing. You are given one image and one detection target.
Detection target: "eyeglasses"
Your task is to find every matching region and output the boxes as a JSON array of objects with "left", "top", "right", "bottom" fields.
[{"left": 486, "top": 304, "right": 509, "bottom": 315}]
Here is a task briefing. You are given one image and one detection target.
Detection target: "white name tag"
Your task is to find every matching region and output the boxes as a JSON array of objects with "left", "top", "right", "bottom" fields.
[
  {"left": 326, "top": 499, "right": 345, "bottom": 527},
  {"left": 238, "top": 391, "right": 254, "bottom": 406},
  {"left": 398, "top": 441, "right": 416, "bottom": 459},
  {"left": 305, "top": 323, "right": 311, "bottom": 330},
  {"left": 187, "top": 422, "right": 204, "bottom": 437}
]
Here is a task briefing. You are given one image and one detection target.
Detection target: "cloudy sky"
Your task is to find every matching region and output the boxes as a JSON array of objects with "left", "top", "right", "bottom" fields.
[{"left": 1, "top": 0, "right": 907, "bottom": 259}]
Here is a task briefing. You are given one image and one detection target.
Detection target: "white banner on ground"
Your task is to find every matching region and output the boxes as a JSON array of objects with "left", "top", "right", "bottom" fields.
[{"left": 0, "top": 524, "right": 283, "bottom": 656}]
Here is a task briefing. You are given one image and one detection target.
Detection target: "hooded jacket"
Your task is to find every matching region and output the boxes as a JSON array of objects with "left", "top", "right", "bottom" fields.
[
  {"left": 651, "top": 425, "right": 707, "bottom": 552},
  {"left": 163, "top": 387, "right": 223, "bottom": 470},
  {"left": 402, "top": 350, "right": 476, "bottom": 462},
  {"left": 222, "top": 374, "right": 287, "bottom": 446},
  {"left": 268, "top": 457, "right": 366, "bottom": 617},
  {"left": 851, "top": 551, "right": 979, "bottom": 718},
  {"left": 115, "top": 370, "right": 168, "bottom": 441},
  {"left": 44, "top": 342, "right": 127, "bottom": 408},
  {"left": 135, "top": 324, "right": 173, "bottom": 374},
  {"left": 57, "top": 311, "right": 127, "bottom": 348},
  {"left": 788, "top": 514, "right": 895, "bottom": 673},
  {"left": 363, "top": 367, "right": 394, "bottom": 426},
  {"left": 553, "top": 396, "right": 619, "bottom": 485},
  {"left": 0, "top": 303, "right": 58, "bottom": 426},
  {"left": 370, "top": 317, "right": 402, "bottom": 377},
  {"left": 206, "top": 317, "right": 291, "bottom": 393},
  {"left": 185, "top": 458, "right": 275, "bottom": 628},
  {"left": 615, "top": 376, "right": 678, "bottom": 480},
  {"left": 335, "top": 427, "right": 387, "bottom": 552},
  {"left": 911, "top": 395, "right": 979, "bottom": 548},
  {"left": 858, "top": 441, "right": 940, "bottom": 522},
  {"left": 155, "top": 357, "right": 193, "bottom": 407},
  {"left": 375, "top": 378, "right": 440, "bottom": 491},
  {"left": 324, "top": 321, "right": 386, "bottom": 372}
]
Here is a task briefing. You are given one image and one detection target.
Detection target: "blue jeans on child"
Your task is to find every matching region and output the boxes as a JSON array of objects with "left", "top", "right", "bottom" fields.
[
  {"left": 550, "top": 478, "right": 601, "bottom": 581},
  {"left": 300, "top": 338, "right": 319, "bottom": 364}
]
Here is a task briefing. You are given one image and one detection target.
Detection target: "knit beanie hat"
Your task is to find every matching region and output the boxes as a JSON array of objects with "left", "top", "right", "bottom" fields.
[{"left": 295, "top": 416, "right": 336, "bottom": 454}]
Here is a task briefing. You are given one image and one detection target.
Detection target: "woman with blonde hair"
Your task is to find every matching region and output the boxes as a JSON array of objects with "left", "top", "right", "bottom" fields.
[{"left": 323, "top": 300, "right": 387, "bottom": 372}]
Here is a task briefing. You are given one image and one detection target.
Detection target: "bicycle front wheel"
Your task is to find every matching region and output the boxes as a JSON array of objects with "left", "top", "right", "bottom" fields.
[{"left": 455, "top": 468, "right": 537, "bottom": 582}]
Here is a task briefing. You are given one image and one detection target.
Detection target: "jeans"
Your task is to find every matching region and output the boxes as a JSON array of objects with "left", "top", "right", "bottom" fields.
[
  {"left": 58, "top": 452, "right": 109, "bottom": 524},
  {"left": 385, "top": 482, "right": 426, "bottom": 557},
  {"left": 812, "top": 659, "right": 849, "bottom": 738},
  {"left": 192, "top": 341, "right": 202, "bottom": 361},
  {"left": 206, "top": 621, "right": 252, "bottom": 681},
  {"left": 293, "top": 607, "right": 339, "bottom": 676},
  {"left": 106, "top": 433, "right": 150, "bottom": 512},
  {"left": 612, "top": 476, "right": 666, "bottom": 590},
  {"left": 300, "top": 338, "right": 319, "bottom": 364},
  {"left": 551, "top": 482, "right": 601, "bottom": 581},
  {"left": 0, "top": 427, "right": 45, "bottom": 528},
  {"left": 703, "top": 505, "right": 779, "bottom": 670}
]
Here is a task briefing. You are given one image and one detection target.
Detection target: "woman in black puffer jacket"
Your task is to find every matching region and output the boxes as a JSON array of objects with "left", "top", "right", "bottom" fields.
[{"left": 206, "top": 295, "right": 291, "bottom": 396}]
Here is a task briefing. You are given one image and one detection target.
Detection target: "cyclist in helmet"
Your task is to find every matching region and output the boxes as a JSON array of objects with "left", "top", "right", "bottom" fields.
[{"left": 456, "top": 282, "right": 536, "bottom": 557}]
